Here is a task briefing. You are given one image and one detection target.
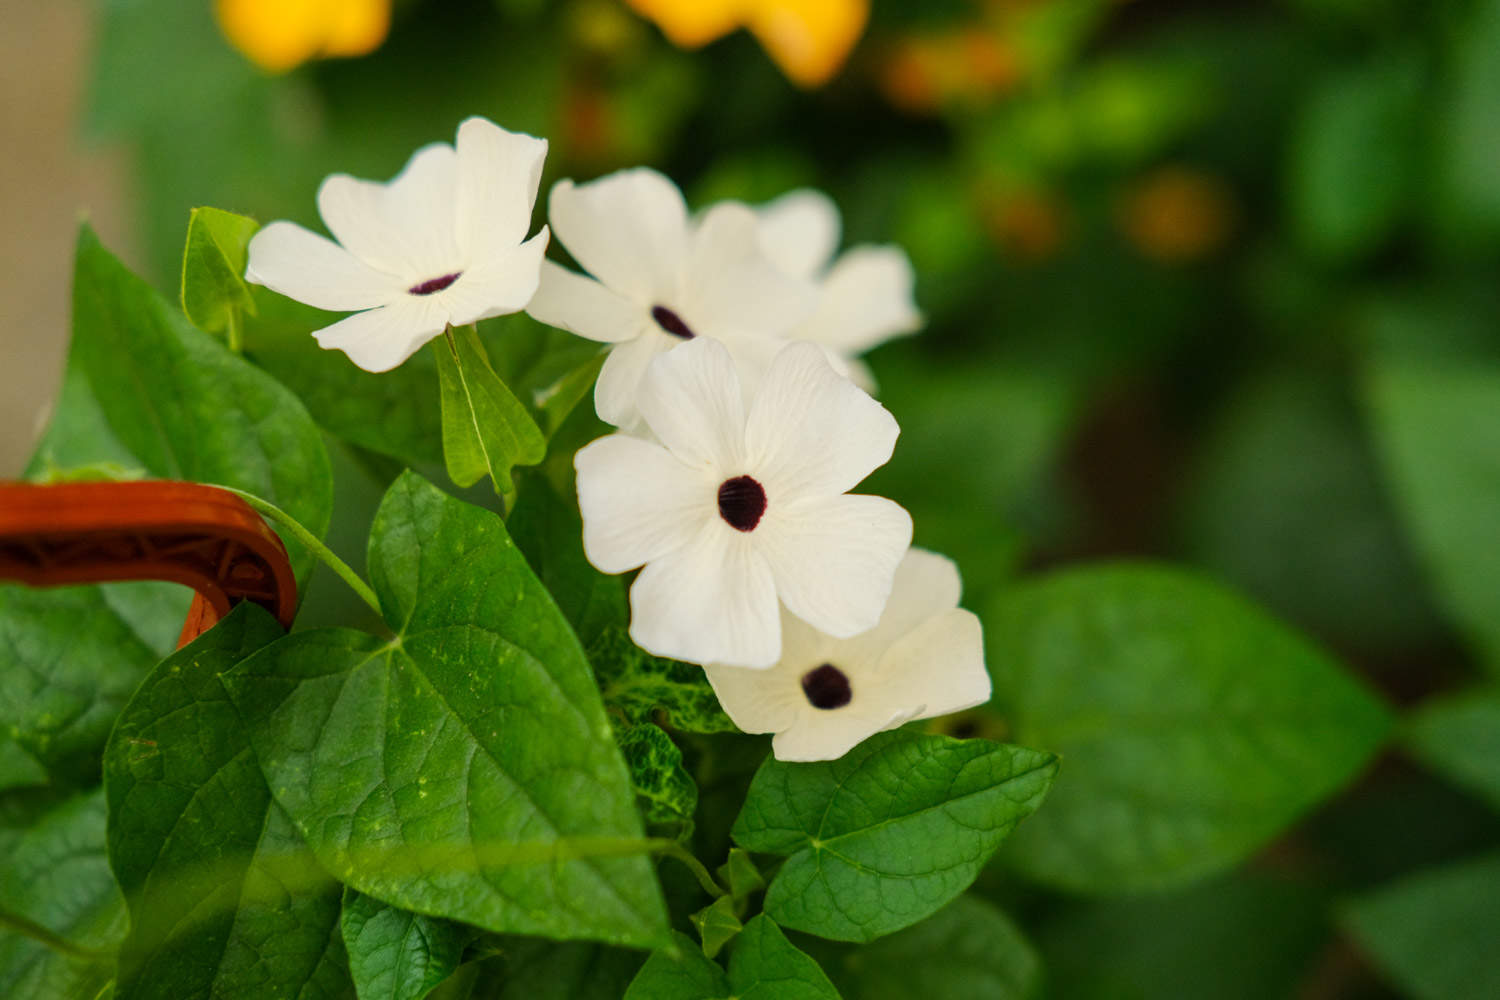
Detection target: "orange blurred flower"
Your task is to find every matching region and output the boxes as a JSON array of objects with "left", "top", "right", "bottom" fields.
[
  {"left": 622, "top": 0, "right": 867, "bottom": 88},
  {"left": 1118, "top": 167, "right": 1236, "bottom": 263},
  {"left": 880, "top": 29, "right": 1021, "bottom": 113},
  {"left": 981, "top": 185, "right": 1069, "bottom": 261},
  {"left": 216, "top": 0, "right": 390, "bottom": 73}
]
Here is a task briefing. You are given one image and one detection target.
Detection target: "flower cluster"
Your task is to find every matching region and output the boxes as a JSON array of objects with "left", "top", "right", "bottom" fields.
[{"left": 246, "top": 116, "right": 990, "bottom": 761}]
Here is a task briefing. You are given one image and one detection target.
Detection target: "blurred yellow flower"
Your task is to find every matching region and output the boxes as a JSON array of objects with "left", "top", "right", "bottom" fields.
[
  {"left": 1118, "top": 167, "right": 1236, "bottom": 263},
  {"left": 623, "top": 0, "right": 868, "bottom": 88},
  {"left": 216, "top": 0, "right": 391, "bottom": 73}
]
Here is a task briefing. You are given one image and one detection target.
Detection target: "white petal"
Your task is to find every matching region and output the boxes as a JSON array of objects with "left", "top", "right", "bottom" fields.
[
  {"left": 526, "top": 260, "right": 649, "bottom": 344},
  {"left": 454, "top": 117, "right": 548, "bottom": 260},
  {"left": 246, "top": 221, "right": 404, "bottom": 311},
  {"left": 703, "top": 662, "right": 802, "bottom": 734},
  {"left": 744, "top": 342, "right": 900, "bottom": 499},
  {"left": 637, "top": 338, "right": 746, "bottom": 471},
  {"left": 757, "top": 188, "right": 841, "bottom": 279},
  {"left": 797, "top": 245, "right": 923, "bottom": 355},
  {"left": 629, "top": 525, "right": 781, "bottom": 668},
  {"left": 594, "top": 332, "right": 672, "bottom": 429},
  {"left": 864, "top": 548, "right": 963, "bottom": 647},
  {"left": 880, "top": 608, "right": 991, "bottom": 721},
  {"left": 434, "top": 228, "right": 549, "bottom": 326},
  {"left": 679, "top": 203, "right": 819, "bottom": 340},
  {"left": 771, "top": 706, "right": 917, "bottom": 763},
  {"left": 317, "top": 173, "right": 421, "bottom": 279},
  {"left": 310, "top": 297, "right": 449, "bottom": 373},
  {"left": 381, "top": 142, "right": 462, "bottom": 279},
  {"left": 758, "top": 493, "right": 913, "bottom": 638},
  {"left": 575, "top": 434, "right": 713, "bottom": 574},
  {"left": 548, "top": 169, "right": 688, "bottom": 303}
]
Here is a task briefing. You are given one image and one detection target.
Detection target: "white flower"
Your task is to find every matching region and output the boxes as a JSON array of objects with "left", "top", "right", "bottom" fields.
[
  {"left": 704, "top": 548, "right": 991, "bottom": 761},
  {"left": 245, "top": 116, "right": 550, "bottom": 373},
  {"left": 525, "top": 167, "right": 817, "bottom": 428},
  {"left": 755, "top": 188, "right": 923, "bottom": 389},
  {"left": 574, "top": 337, "right": 912, "bottom": 668}
]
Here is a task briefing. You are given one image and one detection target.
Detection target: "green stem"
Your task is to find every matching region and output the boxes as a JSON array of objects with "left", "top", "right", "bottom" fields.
[
  {"left": 653, "top": 840, "right": 728, "bottom": 898},
  {"left": 209, "top": 485, "right": 383, "bottom": 618},
  {"left": 0, "top": 906, "right": 111, "bottom": 963},
  {"left": 226, "top": 308, "right": 244, "bottom": 354}
]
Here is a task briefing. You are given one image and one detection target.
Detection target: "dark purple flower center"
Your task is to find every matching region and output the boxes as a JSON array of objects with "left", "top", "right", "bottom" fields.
[
  {"left": 652, "top": 305, "right": 696, "bottom": 339},
  {"left": 409, "top": 272, "right": 461, "bottom": 296},
  {"left": 801, "top": 663, "right": 852, "bottom": 710},
  {"left": 717, "top": 476, "right": 766, "bottom": 532}
]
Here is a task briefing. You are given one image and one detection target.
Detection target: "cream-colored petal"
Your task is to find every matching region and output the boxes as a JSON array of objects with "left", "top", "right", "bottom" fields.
[
  {"left": 526, "top": 260, "right": 649, "bottom": 345},
  {"left": 757, "top": 188, "right": 840, "bottom": 279},
  {"left": 453, "top": 116, "right": 548, "bottom": 260},
  {"left": 575, "top": 433, "right": 714, "bottom": 573},
  {"left": 432, "top": 228, "right": 548, "bottom": 326},
  {"left": 548, "top": 169, "right": 688, "bottom": 304},
  {"left": 797, "top": 244, "right": 922, "bottom": 355},
  {"left": 679, "top": 202, "right": 818, "bottom": 341},
  {"left": 637, "top": 338, "right": 746, "bottom": 472},
  {"left": 246, "top": 221, "right": 404, "bottom": 311},
  {"left": 310, "top": 297, "right": 448, "bottom": 373}
]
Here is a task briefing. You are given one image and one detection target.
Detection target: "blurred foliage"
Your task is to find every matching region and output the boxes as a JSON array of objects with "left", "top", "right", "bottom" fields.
[{"left": 22, "top": 0, "right": 1499, "bottom": 996}]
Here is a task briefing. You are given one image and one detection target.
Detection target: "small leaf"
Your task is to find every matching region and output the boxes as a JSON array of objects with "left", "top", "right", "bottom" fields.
[
  {"left": 433, "top": 325, "right": 546, "bottom": 496},
  {"left": 732, "top": 730, "right": 1056, "bottom": 942},
  {"left": 342, "top": 891, "right": 468, "bottom": 1000},
  {"left": 725, "top": 916, "right": 841, "bottom": 999},
  {"left": 1405, "top": 689, "right": 1500, "bottom": 814},
  {"left": 816, "top": 896, "right": 1039, "bottom": 1000},
  {"left": 589, "top": 627, "right": 737, "bottom": 734},
  {"left": 716, "top": 849, "right": 765, "bottom": 903},
  {"left": 223, "top": 471, "right": 668, "bottom": 947},
  {"left": 987, "top": 564, "right": 1393, "bottom": 893},
  {"left": 70, "top": 224, "right": 333, "bottom": 582},
  {"left": 619, "top": 724, "right": 698, "bottom": 840},
  {"left": 104, "top": 604, "right": 352, "bottom": 1000},
  {"left": 0, "top": 790, "right": 123, "bottom": 1000},
  {"left": 1364, "top": 361, "right": 1500, "bottom": 673},
  {"left": 623, "top": 933, "right": 730, "bottom": 1000},
  {"left": 1343, "top": 851, "right": 1500, "bottom": 1000},
  {"left": 180, "top": 206, "right": 258, "bottom": 338},
  {"left": 690, "top": 897, "right": 741, "bottom": 960}
]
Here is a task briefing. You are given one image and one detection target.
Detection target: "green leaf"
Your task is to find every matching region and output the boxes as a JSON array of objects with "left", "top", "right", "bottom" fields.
[
  {"left": 180, "top": 207, "right": 258, "bottom": 340},
  {"left": 1406, "top": 689, "right": 1500, "bottom": 814},
  {"left": 433, "top": 325, "right": 546, "bottom": 497},
  {"left": 0, "top": 790, "right": 125, "bottom": 1000},
  {"left": 625, "top": 918, "right": 839, "bottom": 1000},
  {"left": 508, "top": 475, "right": 626, "bottom": 647},
  {"left": 716, "top": 849, "right": 765, "bottom": 904},
  {"left": 70, "top": 225, "right": 333, "bottom": 582},
  {"left": 479, "top": 313, "right": 607, "bottom": 439},
  {"left": 1364, "top": 361, "right": 1500, "bottom": 672},
  {"left": 0, "top": 740, "right": 47, "bottom": 794},
  {"left": 622, "top": 933, "right": 729, "bottom": 1000},
  {"left": 1343, "top": 852, "right": 1500, "bottom": 1000},
  {"left": 1288, "top": 54, "right": 1421, "bottom": 261},
  {"left": 223, "top": 471, "right": 668, "bottom": 947},
  {"left": 0, "top": 582, "right": 186, "bottom": 782},
  {"left": 1434, "top": 0, "right": 1500, "bottom": 242},
  {"left": 24, "top": 365, "right": 143, "bottom": 481},
  {"left": 589, "top": 627, "right": 737, "bottom": 734},
  {"left": 987, "top": 564, "right": 1393, "bottom": 893},
  {"left": 342, "top": 891, "right": 467, "bottom": 1000},
  {"left": 104, "top": 604, "right": 353, "bottom": 1000},
  {"left": 732, "top": 730, "right": 1057, "bottom": 942},
  {"left": 816, "top": 896, "right": 1039, "bottom": 1000},
  {"left": 619, "top": 724, "right": 698, "bottom": 840},
  {"left": 690, "top": 897, "right": 741, "bottom": 960}
]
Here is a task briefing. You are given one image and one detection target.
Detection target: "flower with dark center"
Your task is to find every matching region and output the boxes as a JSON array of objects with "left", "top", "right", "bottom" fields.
[
  {"left": 246, "top": 116, "right": 551, "bottom": 373},
  {"left": 801, "top": 663, "right": 852, "bottom": 709},
  {"left": 705, "top": 548, "right": 993, "bottom": 762},
  {"left": 524, "top": 166, "right": 818, "bottom": 428},
  {"left": 717, "top": 475, "right": 766, "bottom": 531},
  {"left": 575, "top": 338, "right": 910, "bottom": 668}
]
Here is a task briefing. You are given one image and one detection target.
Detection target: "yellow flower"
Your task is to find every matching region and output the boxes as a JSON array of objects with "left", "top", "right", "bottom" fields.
[
  {"left": 623, "top": 0, "right": 868, "bottom": 88},
  {"left": 216, "top": 0, "right": 391, "bottom": 73}
]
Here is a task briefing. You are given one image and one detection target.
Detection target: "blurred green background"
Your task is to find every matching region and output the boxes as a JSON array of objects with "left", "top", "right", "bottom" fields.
[{"left": 4, "top": 0, "right": 1500, "bottom": 997}]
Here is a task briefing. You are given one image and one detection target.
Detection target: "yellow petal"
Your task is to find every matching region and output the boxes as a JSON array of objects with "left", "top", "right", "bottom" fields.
[
  {"left": 321, "top": 0, "right": 391, "bottom": 59},
  {"left": 622, "top": 0, "right": 746, "bottom": 48},
  {"left": 217, "top": 0, "right": 323, "bottom": 72},
  {"left": 747, "top": 0, "right": 868, "bottom": 88}
]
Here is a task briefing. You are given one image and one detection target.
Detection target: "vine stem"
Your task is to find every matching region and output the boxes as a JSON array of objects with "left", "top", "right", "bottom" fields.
[
  {"left": 209, "top": 485, "right": 383, "bottom": 618},
  {"left": 652, "top": 839, "right": 729, "bottom": 898},
  {"left": 0, "top": 906, "right": 110, "bottom": 962}
]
